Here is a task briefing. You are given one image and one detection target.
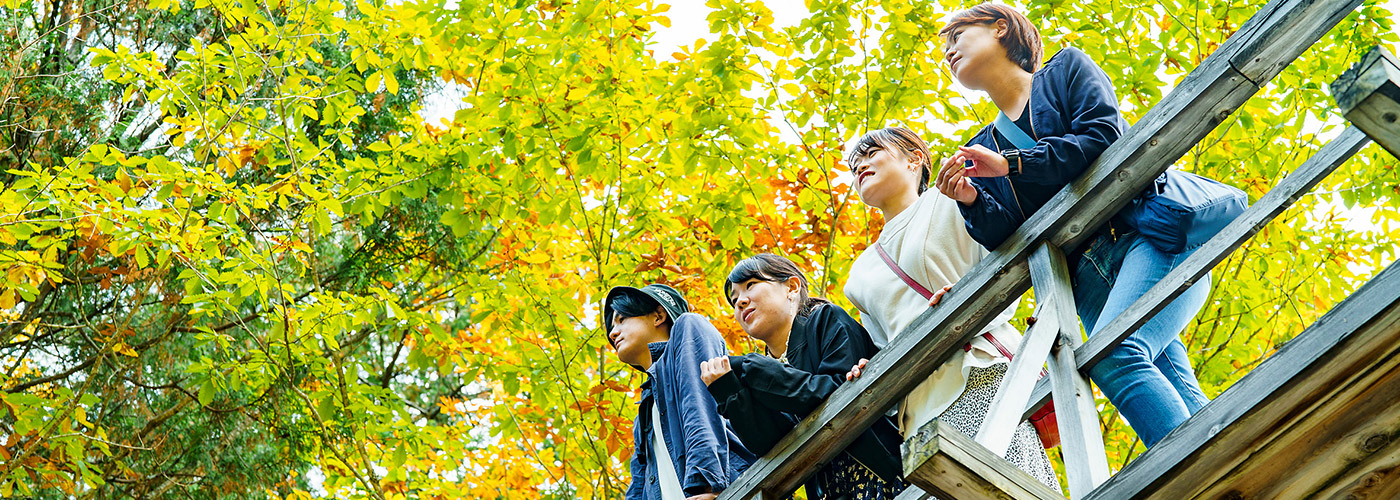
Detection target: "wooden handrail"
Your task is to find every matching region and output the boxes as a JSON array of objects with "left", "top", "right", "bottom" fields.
[{"left": 1020, "top": 125, "right": 1374, "bottom": 422}]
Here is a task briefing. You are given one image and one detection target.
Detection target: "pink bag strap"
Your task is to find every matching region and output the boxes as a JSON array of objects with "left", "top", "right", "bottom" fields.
[
  {"left": 980, "top": 330, "right": 1015, "bottom": 359},
  {"left": 875, "top": 243, "right": 935, "bottom": 300},
  {"left": 874, "top": 243, "right": 1002, "bottom": 350},
  {"left": 868, "top": 240, "right": 1036, "bottom": 366}
]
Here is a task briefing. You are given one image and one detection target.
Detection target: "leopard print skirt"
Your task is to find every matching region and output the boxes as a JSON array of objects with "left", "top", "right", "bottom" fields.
[{"left": 921, "top": 363, "right": 1060, "bottom": 490}]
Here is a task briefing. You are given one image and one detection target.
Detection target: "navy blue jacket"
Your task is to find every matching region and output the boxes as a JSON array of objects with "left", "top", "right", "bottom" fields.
[
  {"left": 958, "top": 47, "right": 1129, "bottom": 253},
  {"left": 627, "top": 313, "right": 756, "bottom": 499},
  {"left": 706, "top": 303, "right": 904, "bottom": 493}
]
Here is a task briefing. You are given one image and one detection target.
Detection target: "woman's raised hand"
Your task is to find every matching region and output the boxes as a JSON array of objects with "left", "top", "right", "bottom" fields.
[
  {"left": 699, "top": 356, "right": 731, "bottom": 386},
  {"left": 936, "top": 153, "right": 980, "bottom": 205},
  {"left": 955, "top": 144, "right": 1010, "bottom": 177}
]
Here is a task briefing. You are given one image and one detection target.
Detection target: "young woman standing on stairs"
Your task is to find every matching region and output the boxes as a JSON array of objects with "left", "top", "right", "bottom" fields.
[
  {"left": 934, "top": 3, "right": 1212, "bottom": 448},
  {"left": 842, "top": 127, "right": 1058, "bottom": 488}
]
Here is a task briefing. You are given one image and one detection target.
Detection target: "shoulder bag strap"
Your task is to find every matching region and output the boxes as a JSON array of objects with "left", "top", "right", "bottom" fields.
[
  {"left": 994, "top": 111, "right": 1037, "bottom": 149},
  {"left": 874, "top": 243, "right": 933, "bottom": 300},
  {"left": 873, "top": 244, "right": 1004, "bottom": 350}
]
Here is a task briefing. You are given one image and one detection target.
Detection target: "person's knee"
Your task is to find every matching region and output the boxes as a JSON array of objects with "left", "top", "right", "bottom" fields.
[
  {"left": 1111, "top": 340, "right": 1153, "bottom": 364},
  {"left": 1090, "top": 343, "right": 1153, "bottom": 381}
]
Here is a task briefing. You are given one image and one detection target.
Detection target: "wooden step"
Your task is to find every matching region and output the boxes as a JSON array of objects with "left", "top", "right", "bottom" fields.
[{"left": 904, "top": 420, "right": 1065, "bottom": 500}]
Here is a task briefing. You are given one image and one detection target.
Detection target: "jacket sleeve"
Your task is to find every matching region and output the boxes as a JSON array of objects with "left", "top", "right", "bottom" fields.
[
  {"left": 664, "top": 314, "right": 740, "bottom": 496},
  {"left": 1012, "top": 48, "right": 1125, "bottom": 187},
  {"left": 729, "top": 307, "right": 873, "bottom": 417},
  {"left": 707, "top": 364, "right": 801, "bottom": 456},
  {"left": 626, "top": 418, "right": 646, "bottom": 499},
  {"left": 958, "top": 176, "right": 1028, "bottom": 251}
]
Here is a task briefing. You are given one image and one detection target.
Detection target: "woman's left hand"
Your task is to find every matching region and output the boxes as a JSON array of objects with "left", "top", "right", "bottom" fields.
[
  {"left": 927, "top": 284, "right": 953, "bottom": 307},
  {"left": 936, "top": 155, "right": 980, "bottom": 205},
  {"left": 954, "top": 144, "right": 1010, "bottom": 178},
  {"left": 699, "top": 356, "right": 731, "bottom": 386}
]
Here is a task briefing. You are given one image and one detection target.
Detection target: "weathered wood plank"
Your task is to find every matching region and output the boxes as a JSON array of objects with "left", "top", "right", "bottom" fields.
[
  {"left": 718, "top": 1, "right": 1361, "bottom": 496},
  {"left": 1191, "top": 354, "right": 1400, "bottom": 499},
  {"left": 891, "top": 486, "right": 929, "bottom": 500},
  {"left": 1332, "top": 46, "right": 1400, "bottom": 158},
  {"left": 1048, "top": 340, "right": 1106, "bottom": 500},
  {"left": 1082, "top": 257, "right": 1400, "bottom": 499},
  {"left": 975, "top": 294, "right": 1058, "bottom": 457},
  {"left": 1306, "top": 427, "right": 1400, "bottom": 500},
  {"left": 1021, "top": 126, "right": 1373, "bottom": 421},
  {"left": 1030, "top": 244, "right": 1107, "bottom": 499},
  {"left": 903, "top": 420, "right": 1066, "bottom": 500}
]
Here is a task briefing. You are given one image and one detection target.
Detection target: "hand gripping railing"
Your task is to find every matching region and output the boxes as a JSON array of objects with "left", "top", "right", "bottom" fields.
[{"left": 718, "top": 0, "right": 1370, "bottom": 498}]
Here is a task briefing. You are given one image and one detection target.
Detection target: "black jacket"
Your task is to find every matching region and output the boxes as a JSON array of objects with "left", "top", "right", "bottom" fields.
[
  {"left": 707, "top": 303, "right": 904, "bottom": 485},
  {"left": 958, "top": 47, "right": 1131, "bottom": 257}
]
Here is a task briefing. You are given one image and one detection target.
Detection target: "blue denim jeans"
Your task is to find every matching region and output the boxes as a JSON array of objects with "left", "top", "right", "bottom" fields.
[{"left": 1073, "top": 231, "right": 1211, "bottom": 448}]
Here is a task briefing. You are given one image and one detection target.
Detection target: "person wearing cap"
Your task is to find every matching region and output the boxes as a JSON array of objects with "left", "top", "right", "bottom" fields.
[{"left": 604, "top": 283, "right": 755, "bottom": 500}]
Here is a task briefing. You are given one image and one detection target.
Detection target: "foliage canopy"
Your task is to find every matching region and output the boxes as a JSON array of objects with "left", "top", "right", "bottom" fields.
[{"left": 0, "top": 0, "right": 1396, "bottom": 497}]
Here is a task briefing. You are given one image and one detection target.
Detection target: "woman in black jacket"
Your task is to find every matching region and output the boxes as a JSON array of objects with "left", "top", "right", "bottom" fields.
[
  {"left": 699, "top": 254, "right": 904, "bottom": 499},
  {"left": 933, "top": 3, "right": 1211, "bottom": 448}
]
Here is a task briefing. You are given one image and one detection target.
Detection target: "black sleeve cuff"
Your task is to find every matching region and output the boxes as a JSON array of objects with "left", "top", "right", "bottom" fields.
[{"left": 707, "top": 370, "right": 744, "bottom": 404}]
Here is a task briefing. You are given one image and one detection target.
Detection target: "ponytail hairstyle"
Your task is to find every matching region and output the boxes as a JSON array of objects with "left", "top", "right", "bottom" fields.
[{"left": 724, "top": 254, "right": 832, "bottom": 316}]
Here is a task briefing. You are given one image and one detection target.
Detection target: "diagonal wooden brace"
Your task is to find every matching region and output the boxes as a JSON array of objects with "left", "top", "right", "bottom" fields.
[{"left": 974, "top": 293, "right": 1059, "bottom": 458}]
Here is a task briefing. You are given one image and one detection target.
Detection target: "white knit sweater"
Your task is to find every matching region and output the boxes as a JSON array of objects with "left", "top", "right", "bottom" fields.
[{"left": 844, "top": 189, "right": 1023, "bottom": 435}]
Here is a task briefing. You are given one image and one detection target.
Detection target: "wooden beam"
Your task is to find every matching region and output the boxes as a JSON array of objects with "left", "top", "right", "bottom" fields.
[
  {"left": 1082, "top": 257, "right": 1400, "bottom": 499},
  {"left": 1048, "top": 338, "right": 1107, "bottom": 500},
  {"left": 903, "top": 420, "right": 1066, "bottom": 500},
  {"left": 1030, "top": 245, "right": 1108, "bottom": 498},
  {"left": 1194, "top": 359, "right": 1400, "bottom": 498},
  {"left": 718, "top": 1, "right": 1361, "bottom": 496},
  {"left": 1021, "top": 126, "right": 1373, "bottom": 422},
  {"left": 1332, "top": 46, "right": 1400, "bottom": 158},
  {"left": 975, "top": 290, "right": 1058, "bottom": 457}
]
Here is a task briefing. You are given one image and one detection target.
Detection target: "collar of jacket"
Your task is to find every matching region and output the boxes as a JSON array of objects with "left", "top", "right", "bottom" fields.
[
  {"left": 635, "top": 341, "right": 671, "bottom": 403},
  {"left": 781, "top": 312, "right": 813, "bottom": 364},
  {"left": 646, "top": 341, "right": 668, "bottom": 365},
  {"left": 625, "top": 341, "right": 670, "bottom": 375}
]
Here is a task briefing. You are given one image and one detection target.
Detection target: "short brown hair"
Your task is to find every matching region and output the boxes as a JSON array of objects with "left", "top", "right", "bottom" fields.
[
  {"left": 845, "top": 127, "right": 933, "bottom": 194},
  {"left": 939, "top": 3, "right": 1043, "bottom": 74}
]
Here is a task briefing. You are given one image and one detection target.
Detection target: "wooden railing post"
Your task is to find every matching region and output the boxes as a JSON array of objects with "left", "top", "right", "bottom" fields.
[
  {"left": 973, "top": 292, "right": 1059, "bottom": 457},
  {"left": 1030, "top": 245, "right": 1110, "bottom": 498},
  {"left": 976, "top": 242, "right": 1110, "bottom": 496},
  {"left": 1332, "top": 46, "right": 1400, "bottom": 158}
]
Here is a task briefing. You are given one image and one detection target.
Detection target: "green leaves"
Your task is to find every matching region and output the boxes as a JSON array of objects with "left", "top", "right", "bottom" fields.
[{"left": 3, "top": 0, "right": 1396, "bottom": 497}]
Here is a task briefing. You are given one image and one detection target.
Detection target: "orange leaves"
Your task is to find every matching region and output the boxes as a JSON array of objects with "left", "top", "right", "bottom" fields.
[{"left": 631, "top": 251, "right": 682, "bottom": 274}]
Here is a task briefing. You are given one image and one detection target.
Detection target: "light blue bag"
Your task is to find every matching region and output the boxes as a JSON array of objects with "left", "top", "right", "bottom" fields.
[
  {"left": 1126, "top": 171, "right": 1248, "bottom": 253},
  {"left": 993, "top": 112, "right": 1248, "bottom": 254}
]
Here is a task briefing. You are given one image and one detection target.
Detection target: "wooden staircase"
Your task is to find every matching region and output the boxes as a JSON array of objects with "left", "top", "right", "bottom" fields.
[{"left": 716, "top": 0, "right": 1400, "bottom": 498}]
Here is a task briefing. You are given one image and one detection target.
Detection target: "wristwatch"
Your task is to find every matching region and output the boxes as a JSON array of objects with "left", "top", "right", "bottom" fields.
[{"left": 1000, "top": 148, "right": 1023, "bottom": 177}]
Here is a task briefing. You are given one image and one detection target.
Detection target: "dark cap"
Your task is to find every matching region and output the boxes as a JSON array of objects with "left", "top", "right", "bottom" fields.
[{"left": 602, "top": 283, "right": 691, "bottom": 340}]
